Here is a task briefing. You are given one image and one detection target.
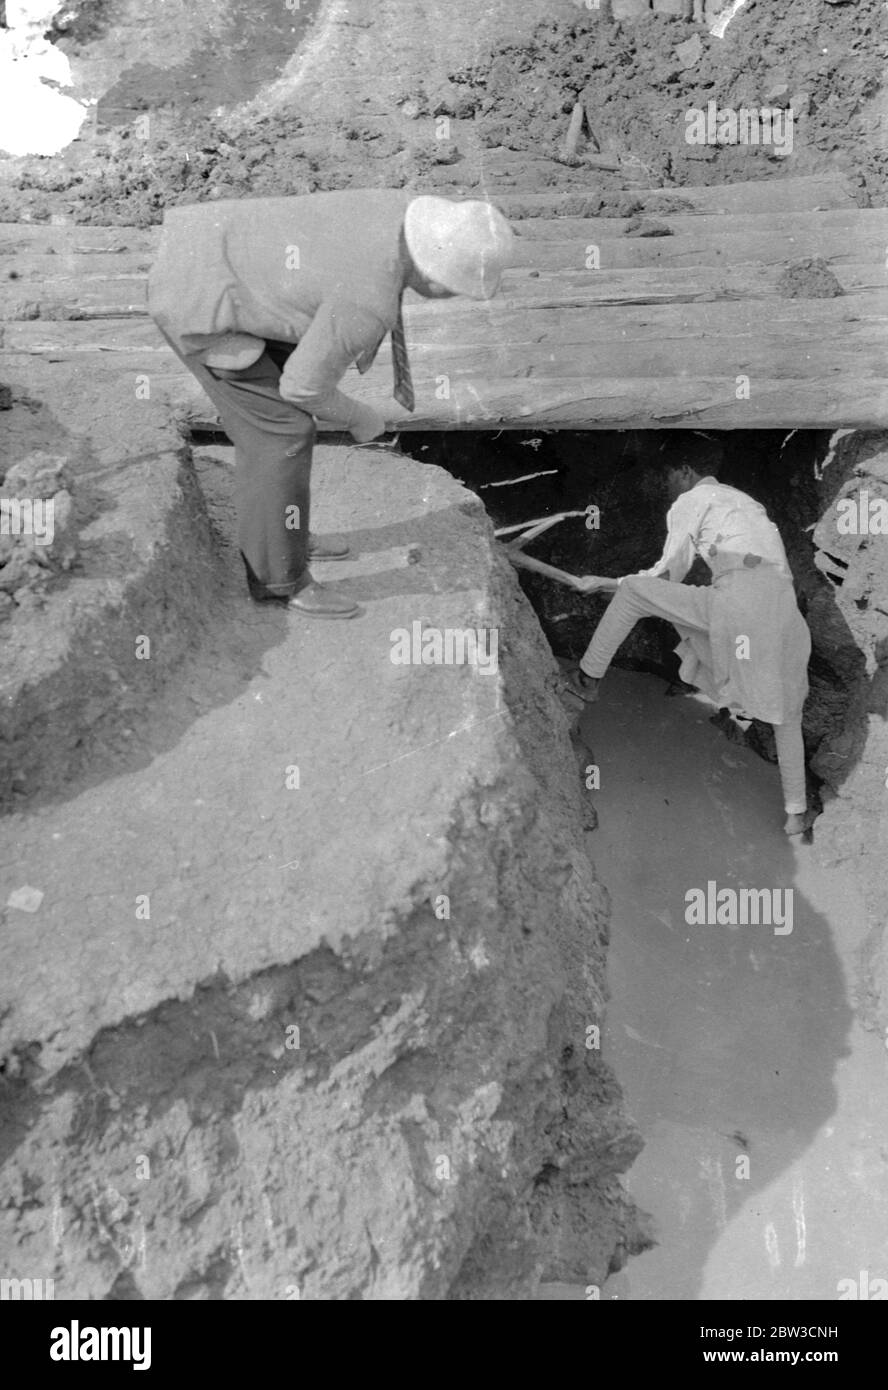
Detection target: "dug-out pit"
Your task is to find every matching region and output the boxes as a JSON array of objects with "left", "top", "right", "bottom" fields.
[{"left": 400, "top": 426, "right": 884, "bottom": 822}]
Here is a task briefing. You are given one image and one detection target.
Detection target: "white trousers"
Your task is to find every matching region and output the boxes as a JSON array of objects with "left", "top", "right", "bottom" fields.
[{"left": 580, "top": 575, "right": 808, "bottom": 814}]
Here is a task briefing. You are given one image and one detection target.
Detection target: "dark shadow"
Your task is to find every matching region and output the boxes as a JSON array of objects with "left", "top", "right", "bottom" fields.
[{"left": 2, "top": 431, "right": 497, "bottom": 819}]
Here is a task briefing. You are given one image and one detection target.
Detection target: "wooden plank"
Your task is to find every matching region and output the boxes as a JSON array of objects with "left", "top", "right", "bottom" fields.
[
  {"left": 517, "top": 237, "right": 886, "bottom": 277},
  {"left": 3, "top": 228, "right": 883, "bottom": 320},
  {"left": 7, "top": 316, "right": 886, "bottom": 383},
  {"left": 0, "top": 224, "right": 157, "bottom": 255},
  {"left": 494, "top": 174, "right": 859, "bottom": 218},
  {"left": 5, "top": 334, "right": 884, "bottom": 429},
  {"left": 0, "top": 174, "right": 882, "bottom": 432},
  {"left": 6, "top": 277, "right": 887, "bottom": 345},
  {"left": 16, "top": 357, "right": 876, "bottom": 430},
  {"left": 1, "top": 206, "right": 882, "bottom": 314},
  {"left": 0, "top": 191, "right": 871, "bottom": 276},
  {"left": 3, "top": 240, "right": 880, "bottom": 316},
  {"left": 163, "top": 375, "right": 888, "bottom": 431},
  {"left": 513, "top": 208, "right": 888, "bottom": 240},
  {"left": 6, "top": 284, "right": 887, "bottom": 413},
  {"left": 0, "top": 179, "right": 857, "bottom": 259},
  {"left": 519, "top": 238, "right": 887, "bottom": 272}
]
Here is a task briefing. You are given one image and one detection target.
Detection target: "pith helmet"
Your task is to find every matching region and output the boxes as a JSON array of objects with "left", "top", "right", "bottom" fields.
[{"left": 404, "top": 196, "right": 515, "bottom": 300}]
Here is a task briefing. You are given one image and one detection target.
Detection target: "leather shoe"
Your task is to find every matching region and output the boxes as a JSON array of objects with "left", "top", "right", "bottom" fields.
[
  {"left": 287, "top": 581, "right": 360, "bottom": 618},
  {"left": 308, "top": 534, "right": 351, "bottom": 560}
]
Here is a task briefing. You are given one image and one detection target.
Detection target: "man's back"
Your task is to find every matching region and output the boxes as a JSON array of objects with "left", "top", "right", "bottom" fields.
[
  {"left": 675, "top": 479, "right": 791, "bottom": 576},
  {"left": 148, "top": 189, "right": 412, "bottom": 359}
]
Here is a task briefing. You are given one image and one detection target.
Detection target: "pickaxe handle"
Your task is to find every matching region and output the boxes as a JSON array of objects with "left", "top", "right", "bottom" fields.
[{"left": 505, "top": 549, "right": 583, "bottom": 589}]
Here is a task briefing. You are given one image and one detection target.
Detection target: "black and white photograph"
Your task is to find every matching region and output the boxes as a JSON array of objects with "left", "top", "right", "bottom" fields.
[{"left": 0, "top": 0, "right": 886, "bottom": 1339}]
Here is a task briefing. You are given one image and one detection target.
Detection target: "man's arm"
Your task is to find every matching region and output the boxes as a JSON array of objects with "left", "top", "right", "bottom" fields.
[
  {"left": 278, "top": 299, "right": 390, "bottom": 440},
  {"left": 574, "top": 492, "right": 703, "bottom": 593},
  {"left": 635, "top": 491, "right": 700, "bottom": 583}
]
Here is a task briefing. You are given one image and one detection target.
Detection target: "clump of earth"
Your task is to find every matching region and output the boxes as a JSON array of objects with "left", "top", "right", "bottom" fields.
[{"left": 777, "top": 256, "right": 845, "bottom": 298}]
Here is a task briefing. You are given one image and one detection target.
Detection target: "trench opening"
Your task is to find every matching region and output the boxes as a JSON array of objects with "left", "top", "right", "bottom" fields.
[
  {"left": 400, "top": 426, "right": 864, "bottom": 806},
  {"left": 400, "top": 425, "right": 882, "bottom": 1299}
]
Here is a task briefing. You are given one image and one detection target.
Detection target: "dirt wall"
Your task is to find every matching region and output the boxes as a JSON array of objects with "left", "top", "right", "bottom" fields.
[{"left": 0, "top": 447, "right": 650, "bottom": 1298}]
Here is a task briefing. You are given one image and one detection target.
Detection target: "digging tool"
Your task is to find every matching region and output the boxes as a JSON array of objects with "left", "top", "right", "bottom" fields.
[
  {"left": 495, "top": 510, "right": 588, "bottom": 589},
  {"left": 562, "top": 102, "right": 586, "bottom": 161}
]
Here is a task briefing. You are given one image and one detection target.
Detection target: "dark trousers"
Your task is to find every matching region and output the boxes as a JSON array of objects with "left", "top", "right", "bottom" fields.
[{"left": 169, "top": 336, "right": 315, "bottom": 593}]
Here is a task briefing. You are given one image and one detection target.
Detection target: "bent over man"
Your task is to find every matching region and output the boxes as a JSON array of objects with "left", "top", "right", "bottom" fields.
[
  {"left": 571, "top": 438, "right": 812, "bottom": 835},
  {"left": 148, "top": 190, "right": 514, "bottom": 617}
]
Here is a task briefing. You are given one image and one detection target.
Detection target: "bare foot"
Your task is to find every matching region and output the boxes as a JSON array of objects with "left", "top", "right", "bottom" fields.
[
  {"left": 784, "top": 811, "right": 807, "bottom": 836},
  {"left": 567, "top": 670, "right": 600, "bottom": 704}
]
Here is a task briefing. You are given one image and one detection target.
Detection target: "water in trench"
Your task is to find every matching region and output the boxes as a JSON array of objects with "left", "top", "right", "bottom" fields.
[{"left": 401, "top": 427, "right": 888, "bottom": 1300}]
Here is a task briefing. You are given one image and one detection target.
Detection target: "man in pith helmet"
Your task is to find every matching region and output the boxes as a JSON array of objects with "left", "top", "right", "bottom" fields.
[{"left": 148, "top": 192, "right": 515, "bottom": 617}]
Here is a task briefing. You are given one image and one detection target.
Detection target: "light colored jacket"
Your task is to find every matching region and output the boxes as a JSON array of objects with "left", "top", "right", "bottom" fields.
[
  {"left": 639, "top": 478, "right": 792, "bottom": 582},
  {"left": 148, "top": 189, "right": 412, "bottom": 425},
  {"left": 642, "top": 479, "right": 810, "bottom": 721}
]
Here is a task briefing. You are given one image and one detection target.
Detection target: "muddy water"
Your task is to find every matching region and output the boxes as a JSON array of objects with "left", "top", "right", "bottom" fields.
[{"left": 543, "top": 668, "right": 886, "bottom": 1300}]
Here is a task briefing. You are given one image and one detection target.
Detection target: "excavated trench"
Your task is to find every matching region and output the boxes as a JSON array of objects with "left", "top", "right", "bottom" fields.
[
  {"left": 400, "top": 427, "right": 874, "bottom": 807},
  {"left": 3, "top": 407, "right": 886, "bottom": 1298},
  {"left": 399, "top": 425, "right": 888, "bottom": 1297}
]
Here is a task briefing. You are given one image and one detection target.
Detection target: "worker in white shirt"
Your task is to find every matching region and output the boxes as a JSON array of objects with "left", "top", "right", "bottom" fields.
[{"left": 570, "top": 437, "right": 811, "bottom": 835}]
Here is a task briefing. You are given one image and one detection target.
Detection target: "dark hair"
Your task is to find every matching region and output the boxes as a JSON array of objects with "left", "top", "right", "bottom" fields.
[{"left": 659, "top": 434, "right": 724, "bottom": 479}]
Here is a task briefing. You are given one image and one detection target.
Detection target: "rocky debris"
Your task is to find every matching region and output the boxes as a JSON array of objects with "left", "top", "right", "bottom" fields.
[
  {"left": 0, "top": 452, "right": 78, "bottom": 616},
  {"left": 777, "top": 256, "right": 845, "bottom": 298},
  {"left": 762, "top": 66, "right": 791, "bottom": 103},
  {"left": 3, "top": 0, "right": 887, "bottom": 222},
  {"left": 458, "top": 2, "right": 888, "bottom": 199},
  {"left": 6, "top": 885, "right": 44, "bottom": 912},
  {"left": 612, "top": 0, "right": 654, "bottom": 17},
  {"left": 623, "top": 214, "right": 673, "bottom": 235},
  {"left": 0, "top": 383, "right": 13, "bottom": 410},
  {"left": 674, "top": 34, "right": 704, "bottom": 68}
]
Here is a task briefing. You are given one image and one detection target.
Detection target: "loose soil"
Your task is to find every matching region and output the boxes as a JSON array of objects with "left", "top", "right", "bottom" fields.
[{"left": 1, "top": 0, "right": 886, "bottom": 225}]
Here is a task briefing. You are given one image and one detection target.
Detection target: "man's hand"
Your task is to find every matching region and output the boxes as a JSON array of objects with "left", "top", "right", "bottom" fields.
[
  {"left": 572, "top": 574, "right": 620, "bottom": 594},
  {"left": 349, "top": 402, "right": 388, "bottom": 444}
]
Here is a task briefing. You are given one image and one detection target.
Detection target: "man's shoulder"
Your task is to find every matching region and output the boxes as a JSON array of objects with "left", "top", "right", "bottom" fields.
[{"left": 689, "top": 479, "right": 751, "bottom": 504}]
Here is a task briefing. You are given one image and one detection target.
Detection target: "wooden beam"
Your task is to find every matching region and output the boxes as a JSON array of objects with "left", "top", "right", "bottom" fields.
[
  {"left": 513, "top": 208, "right": 888, "bottom": 240},
  {"left": 8, "top": 320, "right": 886, "bottom": 383},
  {"left": 1, "top": 174, "right": 884, "bottom": 431},
  {"left": 6, "top": 279, "right": 887, "bottom": 344},
  {"left": 493, "top": 174, "right": 860, "bottom": 217},
  {"left": 146, "top": 373, "right": 888, "bottom": 432}
]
